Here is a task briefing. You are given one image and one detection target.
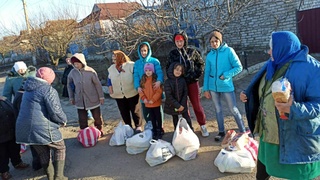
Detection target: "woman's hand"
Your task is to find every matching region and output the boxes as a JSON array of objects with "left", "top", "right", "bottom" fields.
[
  {"left": 108, "top": 86, "right": 113, "bottom": 94},
  {"left": 100, "top": 99, "right": 104, "bottom": 105},
  {"left": 240, "top": 91, "right": 247, "bottom": 102},
  {"left": 275, "top": 95, "right": 293, "bottom": 114},
  {"left": 153, "top": 81, "right": 161, "bottom": 90},
  {"left": 203, "top": 91, "right": 211, "bottom": 99}
]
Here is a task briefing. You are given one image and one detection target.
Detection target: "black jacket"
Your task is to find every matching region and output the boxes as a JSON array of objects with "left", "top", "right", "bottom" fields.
[
  {"left": 166, "top": 31, "right": 204, "bottom": 84},
  {"left": 0, "top": 98, "right": 16, "bottom": 143},
  {"left": 164, "top": 63, "right": 188, "bottom": 115}
]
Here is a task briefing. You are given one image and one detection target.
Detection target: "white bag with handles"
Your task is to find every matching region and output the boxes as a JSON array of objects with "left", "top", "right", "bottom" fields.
[
  {"left": 172, "top": 117, "right": 200, "bottom": 161},
  {"left": 126, "top": 129, "right": 153, "bottom": 154},
  {"left": 214, "top": 148, "right": 256, "bottom": 173},
  {"left": 109, "top": 121, "right": 134, "bottom": 146},
  {"left": 145, "top": 139, "right": 175, "bottom": 167}
]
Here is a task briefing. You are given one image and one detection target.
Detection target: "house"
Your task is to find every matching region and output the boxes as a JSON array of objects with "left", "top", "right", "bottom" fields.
[{"left": 79, "top": 2, "right": 142, "bottom": 34}]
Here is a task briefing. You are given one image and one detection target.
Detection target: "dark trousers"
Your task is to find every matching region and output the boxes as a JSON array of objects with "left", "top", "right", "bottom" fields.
[
  {"left": 148, "top": 106, "right": 162, "bottom": 133},
  {"left": 142, "top": 103, "right": 164, "bottom": 125},
  {"left": 256, "top": 159, "right": 270, "bottom": 180},
  {"left": 78, "top": 106, "right": 103, "bottom": 130},
  {"left": 0, "top": 139, "right": 22, "bottom": 173},
  {"left": 32, "top": 140, "right": 66, "bottom": 168},
  {"left": 172, "top": 111, "right": 193, "bottom": 130},
  {"left": 188, "top": 82, "right": 206, "bottom": 126},
  {"left": 115, "top": 94, "right": 142, "bottom": 128}
]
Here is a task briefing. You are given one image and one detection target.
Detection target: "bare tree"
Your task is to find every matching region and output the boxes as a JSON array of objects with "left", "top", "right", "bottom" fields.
[{"left": 87, "top": 0, "right": 259, "bottom": 58}]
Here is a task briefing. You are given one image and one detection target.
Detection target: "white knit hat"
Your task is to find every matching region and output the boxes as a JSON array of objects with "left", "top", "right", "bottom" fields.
[{"left": 13, "top": 61, "right": 27, "bottom": 72}]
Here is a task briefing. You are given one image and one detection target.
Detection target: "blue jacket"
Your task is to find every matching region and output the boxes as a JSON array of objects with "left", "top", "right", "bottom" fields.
[
  {"left": 203, "top": 43, "right": 242, "bottom": 92},
  {"left": 133, "top": 42, "right": 164, "bottom": 90},
  {"left": 244, "top": 46, "right": 320, "bottom": 164},
  {"left": 16, "top": 77, "right": 67, "bottom": 145}
]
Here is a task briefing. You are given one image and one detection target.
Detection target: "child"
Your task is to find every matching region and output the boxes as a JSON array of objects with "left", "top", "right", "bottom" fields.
[
  {"left": 164, "top": 63, "right": 193, "bottom": 131},
  {"left": 67, "top": 53, "right": 105, "bottom": 135},
  {"left": 139, "top": 63, "right": 163, "bottom": 139}
]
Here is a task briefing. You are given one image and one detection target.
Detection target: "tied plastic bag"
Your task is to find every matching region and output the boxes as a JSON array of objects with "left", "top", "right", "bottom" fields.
[
  {"left": 271, "top": 78, "right": 291, "bottom": 119},
  {"left": 172, "top": 117, "right": 200, "bottom": 160},
  {"left": 126, "top": 129, "right": 153, "bottom": 154},
  {"left": 221, "top": 130, "right": 249, "bottom": 151},
  {"left": 109, "top": 121, "right": 134, "bottom": 146},
  {"left": 77, "top": 126, "right": 101, "bottom": 148},
  {"left": 145, "top": 139, "right": 175, "bottom": 167},
  {"left": 214, "top": 148, "right": 256, "bottom": 173}
]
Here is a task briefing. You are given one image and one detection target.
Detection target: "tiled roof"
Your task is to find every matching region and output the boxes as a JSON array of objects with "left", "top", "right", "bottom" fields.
[{"left": 79, "top": 2, "right": 141, "bottom": 26}]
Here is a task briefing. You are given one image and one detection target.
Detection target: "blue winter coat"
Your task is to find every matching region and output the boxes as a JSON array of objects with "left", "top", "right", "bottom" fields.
[
  {"left": 244, "top": 45, "right": 320, "bottom": 164},
  {"left": 203, "top": 43, "right": 242, "bottom": 92},
  {"left": 133, "top": 42, "right": 164, "bottom": 90},
  {"left": 16, "top": 77, "right": 67, "bottom": 145}
]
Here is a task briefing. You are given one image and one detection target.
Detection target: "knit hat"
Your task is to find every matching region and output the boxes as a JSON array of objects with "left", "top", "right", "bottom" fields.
[
  {"left": 36, "top": 67, "right": 55, "bottom": 84},
  {"left": 174, "top": 34, "right": 185, "bottom": 41},
  {"left": 210, "top": 29, "right": 223, "bottom": 43},
  {"left": 144, "top": 63, "right": 154, "bottom": 73},
  {"left": 13, "top": 61, "right": 27, "bottom": 72}
]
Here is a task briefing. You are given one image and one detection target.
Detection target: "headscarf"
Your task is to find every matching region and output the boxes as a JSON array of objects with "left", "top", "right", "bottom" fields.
[
  {"left": 266, "top": 31, "right": 301, "bottom": 80},
  {"left": 113, "top": 50, "right": 131, "bottom": 72}
]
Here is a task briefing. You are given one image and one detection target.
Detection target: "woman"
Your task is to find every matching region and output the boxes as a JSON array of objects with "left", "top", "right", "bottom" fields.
[
  {"left": 240, "top": 31, "right": 320, "bottom": 179},
  {"left": 203, "top": 29, "right": 246, "bottom": 141},
  {"left": 166, "top": 30, "right": 208, "bottom": 137},
  {"left": 108, "top": 50, "right": 142, "bottom": 132},
  {"left": 67, "top": 53, "right": 105, "bottom": 135},
  {"left": 16, "top": 67, "right": 68, "bottom": 179}
]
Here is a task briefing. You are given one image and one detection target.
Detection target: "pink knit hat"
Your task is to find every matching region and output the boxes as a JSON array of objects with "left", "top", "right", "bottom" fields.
[
  {"left": 144, "top": 63, "right": 154, "bottom": 73},
  {"left": 36, "top": 67, "right": 55, "bottom": 84}
]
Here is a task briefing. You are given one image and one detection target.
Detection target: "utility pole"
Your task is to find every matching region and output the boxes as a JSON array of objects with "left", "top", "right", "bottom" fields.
[{"left": 22, "top": 0, "right": 31, "bottom": 33}]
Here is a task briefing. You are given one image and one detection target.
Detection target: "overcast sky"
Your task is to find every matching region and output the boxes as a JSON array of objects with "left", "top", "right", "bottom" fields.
[{"left": 0, "top": 0, "right": 130, "bottom": 38}]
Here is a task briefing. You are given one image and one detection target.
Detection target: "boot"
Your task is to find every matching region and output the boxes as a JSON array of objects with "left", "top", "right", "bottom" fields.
[
  {"left": 54, "top": 160, "right": 68, "bottom": 180},
  {"left": 42, "top": 161, "right": 54, "bottom": 180}
]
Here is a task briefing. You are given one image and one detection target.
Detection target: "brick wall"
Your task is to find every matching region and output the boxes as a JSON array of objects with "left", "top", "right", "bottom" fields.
[{"left": 220, "top": 0, "right": 320, "bottom": 65}]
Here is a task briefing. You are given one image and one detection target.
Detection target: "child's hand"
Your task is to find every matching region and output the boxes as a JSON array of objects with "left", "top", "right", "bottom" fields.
[
  {"left": 178, "top": 106, "right": 184, "bottom": 111},
  {"left": 138, "top": 87, "right": 143, "bottom": 93},
  {"left": 204, "top": 91, "right": 211, "bottom": 99},
  {"left": 144, "top": 99, "right": 148, "bottom": 104}
]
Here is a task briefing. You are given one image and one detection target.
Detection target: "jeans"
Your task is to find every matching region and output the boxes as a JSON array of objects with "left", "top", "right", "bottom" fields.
[{"left": 209, "top": 91, "right": 246, "bottom": 133}]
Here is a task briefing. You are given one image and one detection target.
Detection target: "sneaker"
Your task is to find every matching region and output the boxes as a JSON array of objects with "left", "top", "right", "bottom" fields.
[
  {"left": 214, "top": 132, "right": 226, "bottom": 142},
  {"left": 200, "top": 125, "right": 209, "bottom": 137},
  {"left": 14, "top": 162, "right": 29, "bottom": 169},
  {"left": 1, "top": 171, "right": 12, "bottom": 180}
]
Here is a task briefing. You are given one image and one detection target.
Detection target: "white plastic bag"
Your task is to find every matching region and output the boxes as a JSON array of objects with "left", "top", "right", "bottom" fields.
[
  {"left": 145, "top": 139, "right": 175, "bottom": 167},
  {"left": 172, "top": 117, "right": 200, "bottom": 160},
  {"left": 214, "top": 148, "right": 256, "bottom": 173},
  {"left": 126, "top": 129, "right": 153, "bottom": 154},
  {"left": 109, "top": 121, "right": 134, "bottom": 146}
]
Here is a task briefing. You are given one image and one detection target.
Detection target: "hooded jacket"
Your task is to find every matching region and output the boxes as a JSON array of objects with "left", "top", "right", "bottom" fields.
[
  {"left": 133, "top": 42, "right": 164, "bottom": 90},
  {"left": 244, "top": 44, "right": 320, "bottom": 164},
  {"left": 166, "top": 31, "right": 204, "bottom": 84},
  {"left": 2, "top": 66, "right": 36, "bottom": 102},
  {"left": 15, "top": 77, "right": 67, "bottom": 145},
  {"left": 164, "top": 63, "right": 188, "bottom": 115},
  {"left": 67, "top": 53, "right": 104, "bottom": 110},
  {"left": 203, "top": 43, "right": 243, "bottom": 92}
]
